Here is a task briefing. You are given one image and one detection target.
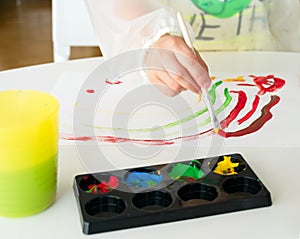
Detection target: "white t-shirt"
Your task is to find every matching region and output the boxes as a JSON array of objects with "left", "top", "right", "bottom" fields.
[{"left": 85, "top": 0, "right": 300, "bottom": 57}]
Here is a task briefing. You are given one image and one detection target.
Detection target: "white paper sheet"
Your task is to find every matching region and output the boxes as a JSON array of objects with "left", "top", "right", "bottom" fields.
[{"left": 51, "top": 70, "right": 300, "bottom": 149}]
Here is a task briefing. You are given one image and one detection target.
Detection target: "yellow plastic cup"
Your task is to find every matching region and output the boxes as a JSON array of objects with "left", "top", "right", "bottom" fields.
[{"left": 0, "top": 90, "right": 59, "bottom": 217}]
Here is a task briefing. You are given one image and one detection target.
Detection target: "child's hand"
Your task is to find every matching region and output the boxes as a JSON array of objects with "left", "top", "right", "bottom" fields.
[{"left": 144, "top": 34, "right": 211, "bottom": 96}]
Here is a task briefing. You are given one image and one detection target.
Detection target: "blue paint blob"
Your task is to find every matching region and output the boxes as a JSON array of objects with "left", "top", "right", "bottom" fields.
[{"left": 125, "top": 171, "right": 163, "bottom": 188}]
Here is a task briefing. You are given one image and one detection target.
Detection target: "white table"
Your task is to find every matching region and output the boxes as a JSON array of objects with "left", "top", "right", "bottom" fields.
[{"left": 0, "top": 52, "right": 300, "bottom": 239}]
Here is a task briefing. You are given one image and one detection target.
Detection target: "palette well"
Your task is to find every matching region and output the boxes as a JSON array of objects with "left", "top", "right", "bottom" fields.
[{"left": 73, "top": 153, "right": 272, "bottom": 234}]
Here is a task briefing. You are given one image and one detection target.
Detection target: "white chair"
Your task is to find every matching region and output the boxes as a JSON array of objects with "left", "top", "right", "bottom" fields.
[{"left": 52, "top": 0, "right": 98, "bottom": 62}]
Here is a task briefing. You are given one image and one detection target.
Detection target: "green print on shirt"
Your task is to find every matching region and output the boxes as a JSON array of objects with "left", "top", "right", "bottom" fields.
[{"left": 191, "top": 0, "right": 251, "bottom": 18}]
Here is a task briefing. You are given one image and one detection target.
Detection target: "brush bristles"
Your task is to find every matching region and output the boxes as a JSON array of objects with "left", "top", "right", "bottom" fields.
[{"left": 214, "top": 127, "right": 220, "bottom": 134}]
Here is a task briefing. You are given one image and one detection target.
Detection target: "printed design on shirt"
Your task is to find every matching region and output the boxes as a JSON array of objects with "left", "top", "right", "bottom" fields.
[
  {"left": 186, "top": 0, "right": 271, "bottom": 50},
  {"left": 190, "top": 0, "right": 251, "bottom": 18}
]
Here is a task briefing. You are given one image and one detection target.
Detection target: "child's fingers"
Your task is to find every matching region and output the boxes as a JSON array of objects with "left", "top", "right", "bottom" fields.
[
  {"left": 175, "top": 50, "right": 211, "bottom": 89},
  {"left": 146, "top": 69, "right": 184, "bottom": 97},
  {"left": 195, "top": 50, "right": 209, "bottom": 73},
  {"left": 164, "top": 69, "right": 199, "bottom": 94},
  {"left": 156, "top": 70, "right": 186, "bottom": 93},
  {"left": 146, "top": 34, "right": 211, "bottom": 95},
  {"left": 158, "top": 50, "right": 202, "bottom": 93}
]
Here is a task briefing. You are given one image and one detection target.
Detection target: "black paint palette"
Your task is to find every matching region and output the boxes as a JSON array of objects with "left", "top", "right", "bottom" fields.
[{"left": 73, "top": 153, "right": 272, "bottom": 235}]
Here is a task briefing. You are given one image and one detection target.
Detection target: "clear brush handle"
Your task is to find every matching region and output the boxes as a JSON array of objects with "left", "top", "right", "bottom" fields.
[{"left": 177, "top": 12, "right": 220, "bottom": 130}]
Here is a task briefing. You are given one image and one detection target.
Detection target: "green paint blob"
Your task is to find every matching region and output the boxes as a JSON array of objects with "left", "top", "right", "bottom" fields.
[
  {"left": 191, "top": 0, "right": 251, "bottom": 18},
  {"left": 168, "top": 161, "right": 204, "bottom": 181},
  {"left": 0, "top": 154, "right": 57, "bottom": 217}
]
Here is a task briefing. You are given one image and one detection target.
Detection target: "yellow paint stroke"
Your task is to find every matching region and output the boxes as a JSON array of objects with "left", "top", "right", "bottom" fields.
[
  {"left": 213, "top": 156, "right": 239, "bottom": 175},
  {"left": 210, "top": 76, "right": 216, "bottom": 81},
  {"left": 223, "top": 76, "right": 245, "bottom": 82}
]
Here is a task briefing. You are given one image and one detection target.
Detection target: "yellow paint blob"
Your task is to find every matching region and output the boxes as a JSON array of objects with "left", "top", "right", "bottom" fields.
[
  {"left": 197, "top": 93, "right": 202, "bottom": 103},
  {"left": 213, "top": 156, "right": 239, "bottom": 175},
  {"left": 214, "top": 127, "right": 220, "bottom": 134}
]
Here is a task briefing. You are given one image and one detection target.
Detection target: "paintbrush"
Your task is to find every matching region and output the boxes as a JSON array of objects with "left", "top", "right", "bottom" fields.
[{"left": 176, "top": 12, "right": 221, "bottom": 132}]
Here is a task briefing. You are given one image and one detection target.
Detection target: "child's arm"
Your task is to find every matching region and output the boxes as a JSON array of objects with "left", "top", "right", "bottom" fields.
[
  {"left": 85, "top": 0, "right": 211, "bottom": 96},
  {"left": 85, "top": 0, "right": 182, "bottom": 57}
]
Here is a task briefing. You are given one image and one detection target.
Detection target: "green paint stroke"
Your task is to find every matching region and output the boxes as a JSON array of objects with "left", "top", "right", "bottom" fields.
[
  {"left": 93, "top": 81, "right": 224, "bottom": 132},
  {"left": 168, "top": 160, "right": 204, "bottom": 180},
  {"left": 216, "top": 88, "right": 232, "bottom": 114},
  {"left": 209, "top": 80, "right": 223, "bottom": 104}
]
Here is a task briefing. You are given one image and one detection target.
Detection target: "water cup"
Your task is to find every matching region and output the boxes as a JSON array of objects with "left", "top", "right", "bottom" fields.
[{"left": 0, "top": 90, "right": 59, "bottom": 217}]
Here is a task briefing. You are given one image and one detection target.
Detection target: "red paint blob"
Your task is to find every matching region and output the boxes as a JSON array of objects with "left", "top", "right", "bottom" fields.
[
  {"left": 87, "top": 176, "right": 119, "bottom": 194},
  {"left": 249, "top": 75, "right": 285, "bottom": 95},
  {"left": 98, "top": 176, "right": 119, "bottom": 193},
  {"left": 86, "top": 89, "right": 95, "bottom": 94}
]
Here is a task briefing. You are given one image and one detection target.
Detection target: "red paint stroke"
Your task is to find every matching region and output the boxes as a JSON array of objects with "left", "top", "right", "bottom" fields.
[
  {"left": 220, "top": 90, "right": 247, "bottom": 129},
  {"left": 237, "top": 83, "right": 256, "bottom": 87},
  {"left": 237, "top": 95, "right": 260, "bottom": 125},
  {"left": 86, "top": 89, "right": 95, "bottom": 94},
  {"left": 60, "top": 129, "right": 214, "bottom": 146},
  {"left": 62, "top": 136, "right": 92, "bottom": 141},
  {"left": 99, "top": 136, "right": 175, "bottom": 145},
  {"left": 105, "top": 79, "right": 123, "bottom": 85},
  {"left": 62, "top": 135, "right": 174, "bottom": 145},
  {"left": 218, "top": 95, "right": 280, "bottom": 138},
  {"left": 249, "top": 75, "right": 285, "bottom": 95}
]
